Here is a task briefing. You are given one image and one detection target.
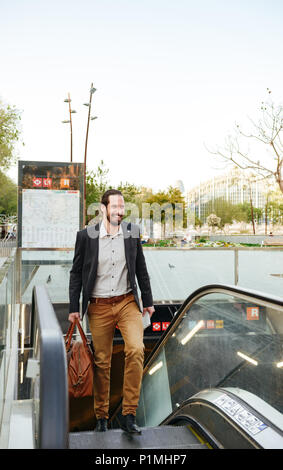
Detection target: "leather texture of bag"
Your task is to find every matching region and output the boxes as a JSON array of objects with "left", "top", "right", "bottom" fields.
[{"left": 65, "top": 319, "right": 94, "bottom": 399}]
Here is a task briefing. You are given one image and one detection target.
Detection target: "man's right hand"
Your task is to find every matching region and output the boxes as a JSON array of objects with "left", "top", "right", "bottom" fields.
[{"left": 68, "top": 312, "right": 80, "bottom": 323}]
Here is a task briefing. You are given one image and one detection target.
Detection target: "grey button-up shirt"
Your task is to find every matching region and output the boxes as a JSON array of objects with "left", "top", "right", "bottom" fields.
[{"left": 91, "top": 221, "right": 132, "bottom": 298}]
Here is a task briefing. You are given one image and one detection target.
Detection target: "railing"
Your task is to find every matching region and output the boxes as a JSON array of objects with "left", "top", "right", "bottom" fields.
[
  {"left": 0, "top": 249, "right": 18, "bottom": 448},
  {"left": 143, "top": 246, "right": 283, "bottom": 302},
  {"left": 15, "top": 245, "right": 283, "bottom": 309},
  {"left": 30, "top": 285, "right": 68, "bottom": 448}
]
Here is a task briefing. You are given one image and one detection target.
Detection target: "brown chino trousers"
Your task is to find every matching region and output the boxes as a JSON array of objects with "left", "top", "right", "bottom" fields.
[{"left": 88, "top": 294, "right": 144, "bottom": 419}]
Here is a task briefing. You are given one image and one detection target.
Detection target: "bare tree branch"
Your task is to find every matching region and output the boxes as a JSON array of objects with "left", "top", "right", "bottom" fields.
[{"left": 206, "top": 91, "right": 283, "bottom": 193}]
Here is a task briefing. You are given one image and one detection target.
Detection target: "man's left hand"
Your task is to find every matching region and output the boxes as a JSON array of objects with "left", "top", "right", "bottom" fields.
[{"left": 143, "top": 306, "right": 155, "bottom": 318}]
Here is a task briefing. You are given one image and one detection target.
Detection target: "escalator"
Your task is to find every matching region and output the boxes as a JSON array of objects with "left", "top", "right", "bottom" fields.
[
  {"left": 30, "top": 283, "right": 283, "bottom": 449},
  {"left": 68, "top": 387, "right": 283, "bottom": 449}
]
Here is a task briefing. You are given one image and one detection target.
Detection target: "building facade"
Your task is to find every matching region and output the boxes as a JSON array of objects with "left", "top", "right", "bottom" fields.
[{"left": 187, "top": 168, "right": 269, "bottom": 223}]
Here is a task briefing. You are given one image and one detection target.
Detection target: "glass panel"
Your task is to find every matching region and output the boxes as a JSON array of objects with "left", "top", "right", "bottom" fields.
[
  {"left": 143, "top": 249, "right": 283, "bottom": 301},
  {"left": 144, "top": 250, "right": 235, "bottom": 301},
  {"left": 17, "top": 248, "right": 283, "bottom": 306},
  {"left": 0, "top": 257, "right": 16, "bottom": 398},
  {"left": 138, "top": 348, "right": 172, "bottom": 427},
  {"left": 0, "top": 348, "right": 7, "bottom": 427},
  {"left": 0, "top": 277, "right": 8, "bottom": 371},
  {"left": 6, "top": 263, "right": 14, "bottom": 348},
  {"left": 137, "top": 292, "right": 283, "bottom": 426},
  {"left": 21, "top": 250, "right": 74, "bottom": 304},
  {"left": 238, "top": 250, "right": 283, "bottom": 297}
]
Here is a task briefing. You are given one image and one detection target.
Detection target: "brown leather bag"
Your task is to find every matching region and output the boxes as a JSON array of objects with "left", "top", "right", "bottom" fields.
[{"left": 65, "top": 319, "right": 94, "bottom": 398}]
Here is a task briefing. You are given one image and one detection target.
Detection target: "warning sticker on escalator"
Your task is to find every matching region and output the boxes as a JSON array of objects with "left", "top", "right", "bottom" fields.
[{"left": 214, "top": 394, "right": 268, "bottom": 435}]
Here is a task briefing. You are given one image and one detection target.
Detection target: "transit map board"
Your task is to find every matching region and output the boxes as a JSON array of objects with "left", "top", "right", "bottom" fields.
[{"left": 18, "top": 161, "right": 84, "bottom": 248}]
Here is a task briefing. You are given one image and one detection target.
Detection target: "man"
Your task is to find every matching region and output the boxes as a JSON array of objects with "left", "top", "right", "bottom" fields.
[{"left": 68, "top": 189, "right": 155, "bottom": 434}]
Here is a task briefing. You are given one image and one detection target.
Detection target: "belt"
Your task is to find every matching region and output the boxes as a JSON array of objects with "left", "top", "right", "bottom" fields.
[{"left": 89, "top": 292, "right": 133, "bottom": 305}]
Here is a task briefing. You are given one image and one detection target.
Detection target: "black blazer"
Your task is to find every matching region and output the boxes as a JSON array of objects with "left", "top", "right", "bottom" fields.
[{"left": 69, "top": 221, "right": 153, "bottom": 317}]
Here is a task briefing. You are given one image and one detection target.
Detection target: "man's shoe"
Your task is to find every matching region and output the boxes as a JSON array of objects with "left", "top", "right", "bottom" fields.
[
  {"left": 95, "top": 418, "right": 108, "bottom": 432},
  {"left": 121, "top": 414, "right": 142, "bottom": 434}
]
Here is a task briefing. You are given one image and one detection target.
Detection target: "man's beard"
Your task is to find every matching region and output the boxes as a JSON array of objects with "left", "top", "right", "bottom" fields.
[{"left": 107, "top": 213, "right": 123, "bottom": 226}]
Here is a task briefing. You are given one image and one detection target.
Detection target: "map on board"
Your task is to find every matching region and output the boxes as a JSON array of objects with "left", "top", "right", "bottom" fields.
[{"left": 22, "top": 189, "right": 80, "bottom": 248}]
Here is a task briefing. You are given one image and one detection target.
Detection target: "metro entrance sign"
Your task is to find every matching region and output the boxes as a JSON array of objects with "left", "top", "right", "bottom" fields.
[
  {"left": 32, "top": 177, "right": 42, "bottom": 187},
  {"left": 18, "top": 161, "right": 84, "bottom": 248}
]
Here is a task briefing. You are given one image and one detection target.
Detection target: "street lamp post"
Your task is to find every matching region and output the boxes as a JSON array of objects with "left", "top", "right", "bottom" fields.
[
  {"left": 62, "top": 93, "right": 76, "bottom": 162},
  {"left": 68, "top": 93, "right": 73, "bottom": 162},
  {"left": 83, "top": 82, "right": 97, "bottom": 226}
]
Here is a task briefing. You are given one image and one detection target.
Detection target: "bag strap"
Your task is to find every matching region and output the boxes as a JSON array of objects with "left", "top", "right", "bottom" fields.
[
  {"left": 75, "top": 318, "right": 89, "bottom": 349},
  {"left": 65, "top": 321, "right": 76, "bottom": 350},
  {"left": 65, "top": 318, "right": 89, "bottom": 350}
]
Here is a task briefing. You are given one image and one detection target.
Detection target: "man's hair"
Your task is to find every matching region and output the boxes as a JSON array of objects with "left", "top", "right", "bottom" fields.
[{"left": 101, "top": 189, "right": 123, "bottom": 207}]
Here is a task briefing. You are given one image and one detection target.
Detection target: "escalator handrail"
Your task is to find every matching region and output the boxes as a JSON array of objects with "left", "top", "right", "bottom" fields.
[
  {"left": 110, "top": 283, "right": 283, "bottom": 423},
  {"left": 163, "top": 387, "right": 283, "bottom": 434},
  {"left": 162, "top": 387, "right": 283, "bottom": 448},
  {"left": 31, "top": 285, "right": 68, "bottom": 449}
]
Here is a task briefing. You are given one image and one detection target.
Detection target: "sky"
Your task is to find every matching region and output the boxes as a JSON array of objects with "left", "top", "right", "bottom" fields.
[{"left": 1, "top": 0, "right": 283, "bottom": 193}]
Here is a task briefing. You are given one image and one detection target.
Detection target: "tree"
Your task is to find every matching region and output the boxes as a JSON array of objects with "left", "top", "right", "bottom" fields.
[
  {"left": 0, "top": 171, "right": 17, "bottom": 215},
  {"left": 236, "top": 202, "right": 262, "bottom": 226},
  {"left": 85, "top": 162, "right": 187, "bottom": 234},
  {"left": 0, "top": 100, "right": 22, "bottom": 170},
  {"left": 208, "top": 90, "right": 283, "bottom": 193},
  {"left": 117, "top": 182, "right": 141, "bottom": 203},
  {"left": 116, "top": 182, "right": 147, "bottom": 224},
  {"left": 264, "top": 188, "right": 283, "bottom": 229},
  {"left": 204, "top": 198, "right": 234, "bottom": 227},
  {"left": 85, "top": 161, "right": 144, "bottom": 224},
  {"left": 145, "top": 186, "right": 187, "bottom": 237},
  {"left": 133, "top": 186, "right": 153, "bottom": 216},
  {"left": 206, "top": 213, "right": 221, "bottom": 232},
  {"left": 194, "top": 216, "right": 203, "bottom": 229},
  {"left": 202, "top": 197, "right": 243, "bottom": 227},
  {"left": 85, "top": 160, "right": 110, "bottom": 224},
  {"left": 86, "top": 160, "right": 110, "bottom": 205},
  {"left": 145, "top": 186, "right": 186, "bottom": 214},
  {"left": 242, "top": 177, "right": 256, "bottom": 234}
]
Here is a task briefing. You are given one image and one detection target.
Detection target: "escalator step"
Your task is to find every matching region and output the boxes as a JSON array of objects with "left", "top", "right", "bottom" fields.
[{"left": 69, "top": 425, "right": 207, "bottom": 449}]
